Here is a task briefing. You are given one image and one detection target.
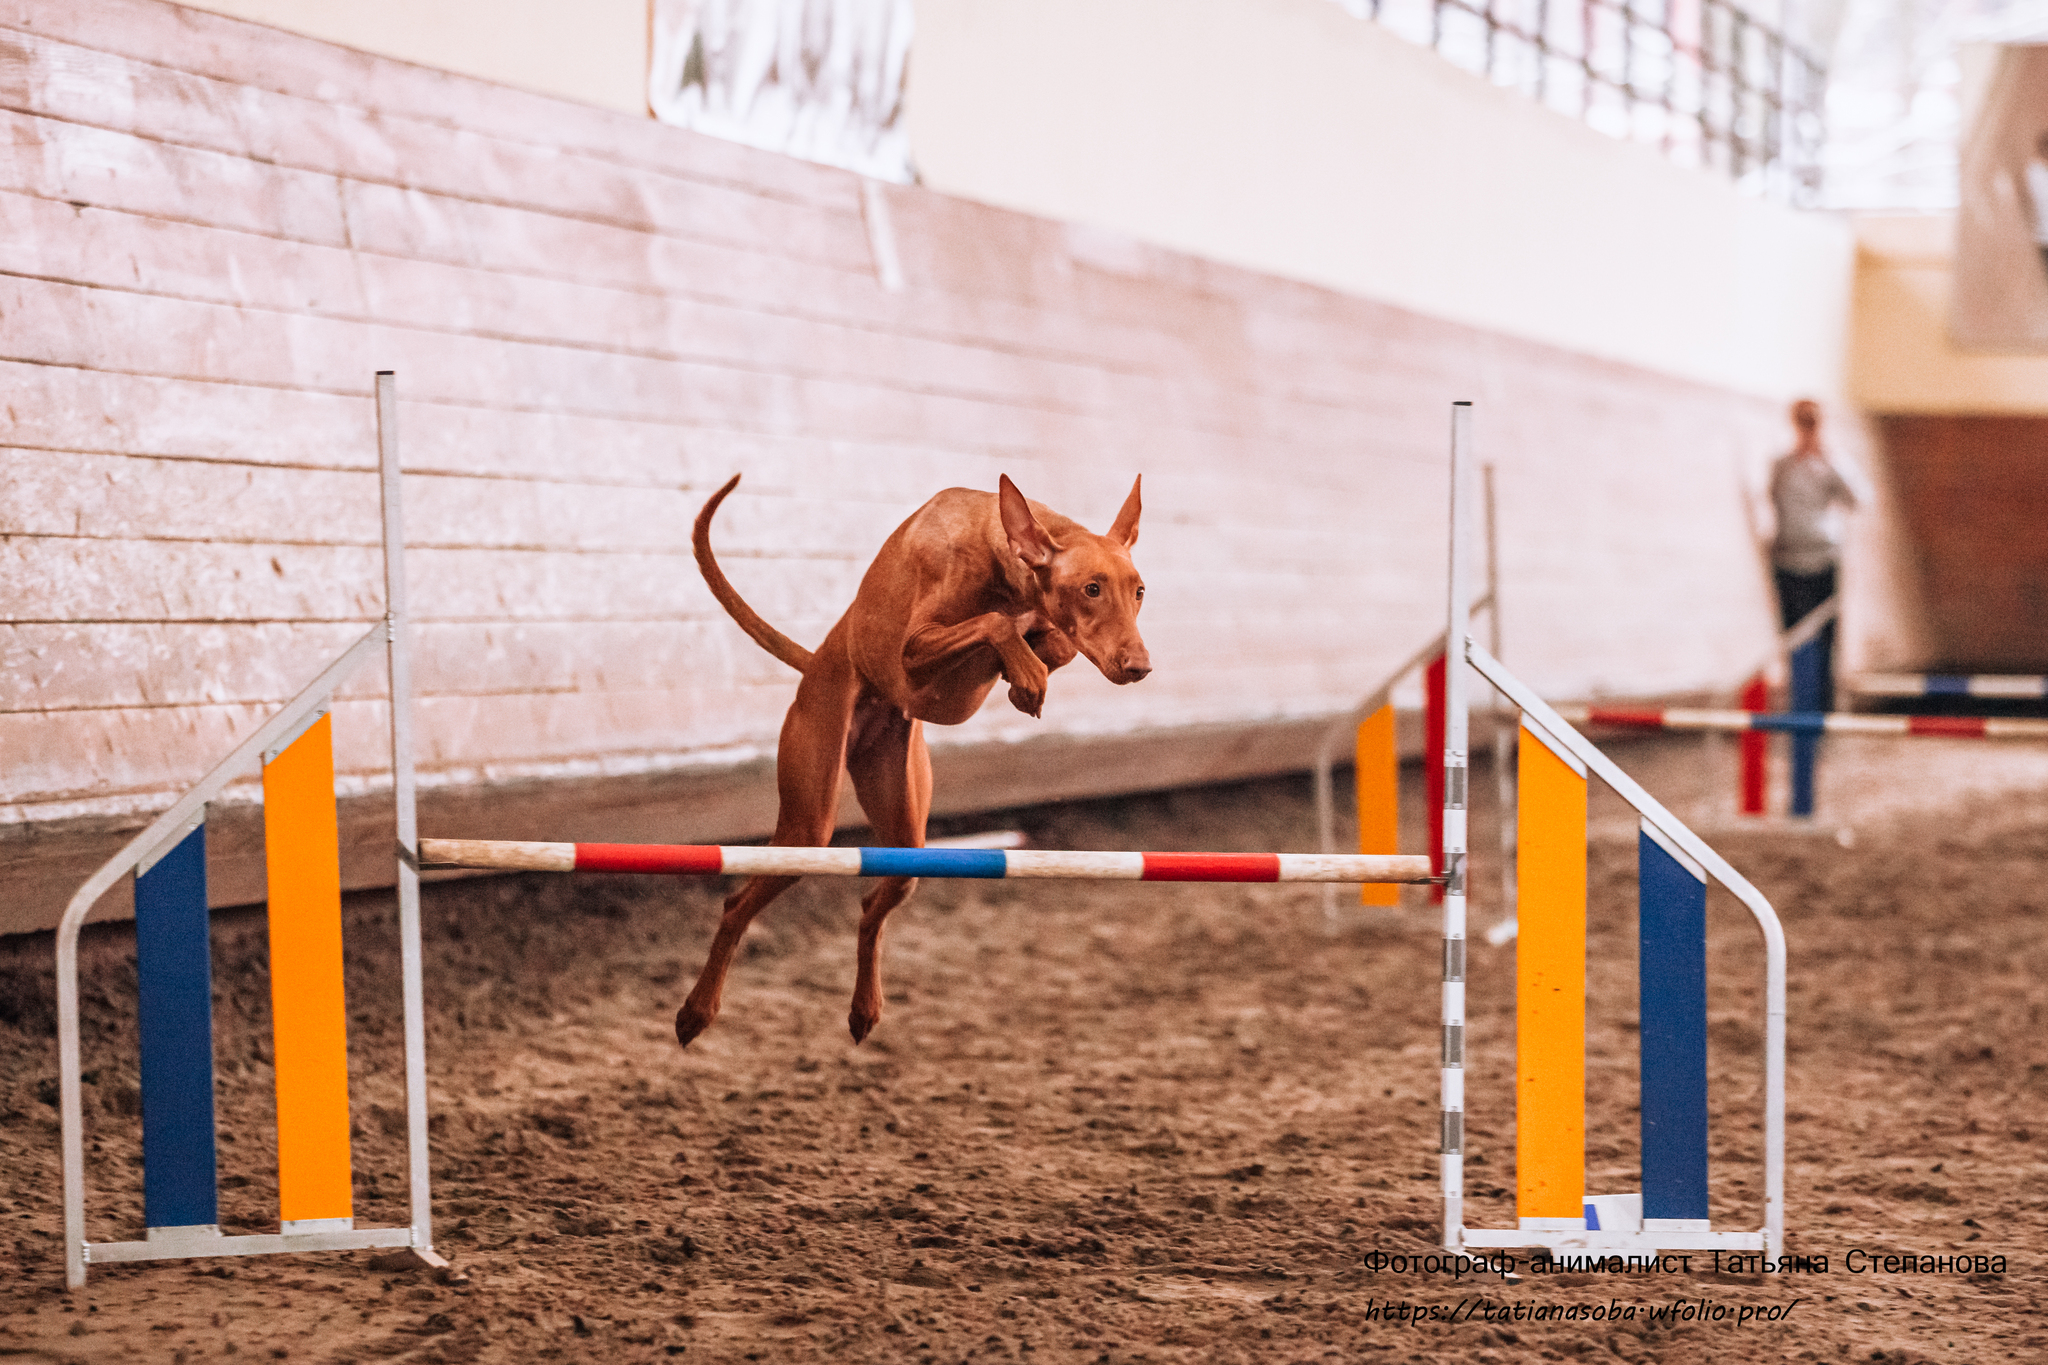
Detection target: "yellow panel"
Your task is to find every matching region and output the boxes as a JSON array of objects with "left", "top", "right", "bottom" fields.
[
  {"left": 263, "top": 714, "right": 353, "bottom": 1225},
  {"left": 1515, "top": 723, "right": 1586, "bottom": 1222},
  {"left": 1355, "top": 705, "right": 1398, "bottom": 906}
]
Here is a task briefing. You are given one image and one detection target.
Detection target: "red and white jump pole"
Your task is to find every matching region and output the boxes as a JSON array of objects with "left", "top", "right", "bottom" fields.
[
  {"left": 420, "top": 840, "right": 1432, "bottom": 884},
  {"left": 1557, "top": 706, "right": 2048, "bottom": 740}
]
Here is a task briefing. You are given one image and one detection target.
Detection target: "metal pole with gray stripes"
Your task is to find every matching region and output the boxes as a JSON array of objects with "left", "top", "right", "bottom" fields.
[{"left": 1438, "top": 403, "right": 1474, "bottom": 1248}]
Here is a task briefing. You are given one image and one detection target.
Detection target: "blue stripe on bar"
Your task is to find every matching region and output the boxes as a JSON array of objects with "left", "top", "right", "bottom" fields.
[
  {"left": 1748, "top": 711, "right": 1827, "bottom": 735},
  {"left": 134, "top": 823, "right": 219, "bottom": 1230},
  {"left": 857, "top": 847, "right": 1008, "bottom": 879},
  {"left": 1924, "top": 674, "right": 1970, "bottom": 696},
  {"left": 1638, "top": 831, "right": 1709, "bottom": 1225}
]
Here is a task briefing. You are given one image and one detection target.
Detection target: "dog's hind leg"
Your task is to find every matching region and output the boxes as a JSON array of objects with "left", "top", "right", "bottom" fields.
[
  {"left": 675, "top": 654, "right": 859, "bottom": 1049},
  {"left": 843, "top": 690, "right": 933, "bottom": 1044}
]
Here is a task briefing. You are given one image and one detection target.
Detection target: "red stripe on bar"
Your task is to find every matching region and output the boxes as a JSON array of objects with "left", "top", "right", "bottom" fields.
[
  {"left": 1906, "top": 716, "right": 1987, "bottom": 738},
  {"left": 1140, "top": 852, "right": 1281, "bottom": 882},
  {"left": 574, "top": 844, "right": 725, "bottom": 874},
  {"left": 1585, "top": 707, "right": 1667, "bottom": 729}
]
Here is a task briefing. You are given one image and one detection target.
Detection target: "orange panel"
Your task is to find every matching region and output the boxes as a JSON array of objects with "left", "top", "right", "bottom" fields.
[
  {"left": 1515, "top": 724, "right": 1586, "bottom": 1225},
  {"left": 263, "top": 714, "right": 353, "bottom": 1226},
  {"left": 1355, "top": 705, "right": 1399, "bottom": 906}
]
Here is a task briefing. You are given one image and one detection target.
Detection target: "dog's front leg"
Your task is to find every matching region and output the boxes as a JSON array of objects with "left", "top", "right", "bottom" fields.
[{"left": 903, "top": 614, "right": 1050, "bottom": 717}]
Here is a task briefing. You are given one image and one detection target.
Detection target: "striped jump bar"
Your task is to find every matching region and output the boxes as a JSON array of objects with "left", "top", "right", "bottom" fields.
[
  {"left": 1854, "top": 672, "right": 2048, "bottom": 700},
  {"left": 420, "top": 840, "right": 1432, "bottom": 884},
  {"left": 1556, "top": 705, "right": 2048, "bottom": 740}
]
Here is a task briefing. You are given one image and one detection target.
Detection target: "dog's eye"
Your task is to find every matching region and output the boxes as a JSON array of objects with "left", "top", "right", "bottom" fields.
[
  {"left": 1135, "top": 585, "right": 1144, "bottom": 600},
  {"left": 1084, "top": 582, "right": 1102, "bottom": 598}
]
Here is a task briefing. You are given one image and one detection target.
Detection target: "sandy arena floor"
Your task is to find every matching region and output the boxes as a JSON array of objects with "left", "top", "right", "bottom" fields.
[{"left": 3, "top": 734, "right": 2046, "bottom": 1364}]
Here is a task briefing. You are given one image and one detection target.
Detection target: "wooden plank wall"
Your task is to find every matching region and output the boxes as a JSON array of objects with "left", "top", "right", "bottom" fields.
[{"left": 1, "top": 0, "right": 1832, "bottom": 933}]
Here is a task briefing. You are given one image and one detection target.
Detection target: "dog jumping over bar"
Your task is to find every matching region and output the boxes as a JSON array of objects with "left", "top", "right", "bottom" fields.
[{"left": 677, "top": 473, "right": 1150, "bottom": 1048}]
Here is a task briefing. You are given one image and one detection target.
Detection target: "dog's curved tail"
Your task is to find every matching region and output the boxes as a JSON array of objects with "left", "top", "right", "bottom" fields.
[{"left": 694, "top": 474, "right": 814, "bottom": 673}]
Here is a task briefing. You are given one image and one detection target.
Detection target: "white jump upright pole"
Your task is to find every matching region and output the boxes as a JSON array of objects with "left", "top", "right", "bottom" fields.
[
  {"left": 377, "top": 373, "right": 446, "bottom": 1271},
  {"left": 1441, "top": 402, "right": 1473, "bottom": 1250}
]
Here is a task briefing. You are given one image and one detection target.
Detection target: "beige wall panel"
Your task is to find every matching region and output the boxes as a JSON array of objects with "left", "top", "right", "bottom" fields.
[
  {"left": 0, "top": 109, "right": 350, "bottom": 243},
  {"left": 0, "top": 190, "right": 369, "bottom": 315},
  {"left": 333, "top": 181, "right": 875, "bottom": 309},
  {"left": 1, "top": 539, "right": 383, "bottom": 622},
  {"left": 0, "top": 449, "right": 379, "bottom": 543},
  {"left": 0, "top": 361, "right": 377, "bottom": 467},
  {"left": 4, "top": 623, "right": 382, "bottom": 712}
]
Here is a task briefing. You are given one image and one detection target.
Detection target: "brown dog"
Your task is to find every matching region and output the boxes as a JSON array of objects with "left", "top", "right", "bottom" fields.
[{"left": 677, "top": 473, "right": 1150, "bottom": 1047}]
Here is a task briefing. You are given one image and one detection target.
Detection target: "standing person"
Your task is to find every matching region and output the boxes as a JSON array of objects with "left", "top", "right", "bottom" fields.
[{"left": 1768, "top": 399, "right": 1862, "bottom": 713}]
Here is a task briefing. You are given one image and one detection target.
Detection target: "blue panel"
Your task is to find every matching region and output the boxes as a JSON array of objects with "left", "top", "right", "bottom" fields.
[
  {"left": 858, "top": 847, "right": 1007, "bottom": 878},
  {"left": 1924, "top": 674, "right": 1970, "bottom": 696},
  {"left": 134, "top": 823, "right": 218, "bottom": 1230},
  {"left": 1638, "top": 831, "right": 1709, "bottom": 1224}
]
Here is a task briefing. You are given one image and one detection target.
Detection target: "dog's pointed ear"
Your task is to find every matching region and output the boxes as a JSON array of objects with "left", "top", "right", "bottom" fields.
[
  {"left": 1107, "top": 475, "right": 1141, "bottom": 549},
  {"left": 999, "top": 474, "right": 1056, "bottom": 568}
]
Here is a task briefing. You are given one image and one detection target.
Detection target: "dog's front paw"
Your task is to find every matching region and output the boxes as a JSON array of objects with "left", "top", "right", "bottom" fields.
[
  {"left": 1004, "top": 653, "right": 1049, "bottom": 717},
  {"left": 1007, "top": 681, "right": 1045, "bottom": 717}
]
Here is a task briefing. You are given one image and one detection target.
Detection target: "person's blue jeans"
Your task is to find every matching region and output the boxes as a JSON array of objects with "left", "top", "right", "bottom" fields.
[
  {"left": 1773, "top": 565, "right": 1836, "bottom": 713},
  {"left": 1774, "top": 565, "right": 1835, "bottom": 817}
]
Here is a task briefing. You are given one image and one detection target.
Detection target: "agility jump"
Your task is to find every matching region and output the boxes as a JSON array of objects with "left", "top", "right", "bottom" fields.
[
  {"left": 1432, "top": 404, "right": 1787, "bottom": 1257},
  {"left": 54, "top": 374, "right": 442, "bottom": 1289}
]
